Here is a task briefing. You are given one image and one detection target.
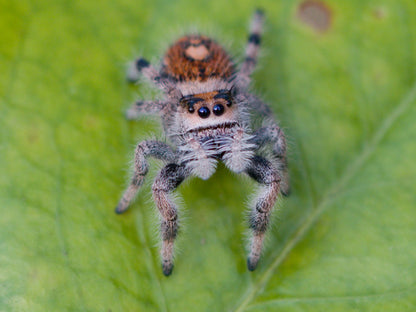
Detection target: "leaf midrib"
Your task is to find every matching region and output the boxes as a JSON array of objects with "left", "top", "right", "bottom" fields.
[{"left": 232, "top": 80, "right": 416, "bottom": 312}]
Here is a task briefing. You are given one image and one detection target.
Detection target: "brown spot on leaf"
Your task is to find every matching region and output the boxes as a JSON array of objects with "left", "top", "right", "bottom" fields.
[
  {"left": 26, "top": 126, "right": 39, "bottom": 144},
  {"left": 27, "top": 131, "right": 38, "bottom": 143},
  {"left": 373, "top": 7, "right": 387, "bottom": 20},
  {"left": 298, "top": 0, "right": 332, "bottom": 33}
]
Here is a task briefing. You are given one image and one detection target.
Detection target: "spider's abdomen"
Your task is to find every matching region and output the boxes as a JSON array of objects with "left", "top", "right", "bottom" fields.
[{"left": 161, "top": 35, "right": 235, "bottom": 82}]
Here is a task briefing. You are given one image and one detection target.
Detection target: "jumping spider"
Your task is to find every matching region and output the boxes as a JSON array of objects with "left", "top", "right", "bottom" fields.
[{"left": 116, "top": 10, "right": 289, "bottom": 276}]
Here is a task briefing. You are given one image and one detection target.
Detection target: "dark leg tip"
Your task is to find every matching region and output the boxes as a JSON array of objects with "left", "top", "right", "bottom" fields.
[
  {"left": 162, "top": 263, "right": 173, "bottom": 276},
  {"left": 126, "top": 76, "right": 139, "bottom": 83},
  {"left": 247, "top": 257, "right": 258, "bottom": 271},
  {"left": 255, "top": 8, "right": 265, "bottom": 16},
  {"left": 115, "top": 204, "right": 128, "bottom": 215},
  {"left": 281, "top": 187, "right": 291, "bottom": 197}
]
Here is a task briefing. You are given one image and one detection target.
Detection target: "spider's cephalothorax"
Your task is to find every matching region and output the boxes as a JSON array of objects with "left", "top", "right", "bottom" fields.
[{"left": 117, "top": 10, "right": 290, "bottom": 276}]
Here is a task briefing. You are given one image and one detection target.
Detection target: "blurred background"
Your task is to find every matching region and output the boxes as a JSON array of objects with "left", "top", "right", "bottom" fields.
[{"left": 1, "top": 0, "right": 415, "bottom": 311}]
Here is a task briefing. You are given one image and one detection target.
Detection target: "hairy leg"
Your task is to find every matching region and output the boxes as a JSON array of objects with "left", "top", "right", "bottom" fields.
[
  {"left": 245, "top": 155, "right": 281, "bottom": 271},
  {"left": 115, "top": 140, "right": 176, "bottom": 214},
  {"left": 244, "top": 93, "right": 273, "bottom": 120},
  {"left": 126, "top": 58, "right": 180, "bottom": 98},
  {"left": 244, "top": 93, "right": 290, "bottom": 195},
  {"left": 152, "top": 164, "right": 189, "bottom": 276},
  {"left": 251, "top": 123, "right": 290, "bottom": 196},
  {"left": 126, "top": 58, "right": 160, "bottom": 83},
  {"left": 235, "top": 9, "right": 264, "bottom": 90},
  {"left": 125, "top": 100, "right": 168, "bottom": 120}
]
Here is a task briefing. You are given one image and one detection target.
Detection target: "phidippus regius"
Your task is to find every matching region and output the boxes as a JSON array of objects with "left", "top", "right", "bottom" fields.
[{"left": 116, "top": 10, "right": 289, "bottom": 276}]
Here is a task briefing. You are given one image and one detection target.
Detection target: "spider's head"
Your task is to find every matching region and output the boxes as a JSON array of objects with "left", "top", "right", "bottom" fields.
[{"left": 178, "top": 89, "right": 239, "bottom": 132}]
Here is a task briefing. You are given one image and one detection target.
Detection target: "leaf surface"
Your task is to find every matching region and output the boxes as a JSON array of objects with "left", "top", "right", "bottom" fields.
[{"left": 1, "top": 0, "right": 416, "bottom": 311}]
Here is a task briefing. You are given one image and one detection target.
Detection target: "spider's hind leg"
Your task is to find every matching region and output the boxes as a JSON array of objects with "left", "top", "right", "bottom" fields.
[{"left": 236, "top": 9, "right": 264, "bottom": 90}]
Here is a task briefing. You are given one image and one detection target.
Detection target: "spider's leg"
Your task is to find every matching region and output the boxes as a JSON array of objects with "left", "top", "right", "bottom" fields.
[
  {"left": 251, "top": 122, "right": 290, "bottom": 196},
  {"left": 235, "top": 9, "right": 264, "bottom": 90},
  {"left": 126, "top": 58, "right": 180, "bottom": 98},
  {"left": 152, "top": 163, "right": 190, "bottom": 276},
  {"left": 125, "top": 100, "right": 168, "bottom": 120},
  {"left": 115, "top": 140, "right": 176, "bottom": 214},
  {"left": 244, "top": 93, "right": 273, "bottom": 119},
  {"left": 126, "top": 58, "right": 158, "bottom": 83},
  {"left": 245, "top": 155, "right": 281, "bottom": 271}
]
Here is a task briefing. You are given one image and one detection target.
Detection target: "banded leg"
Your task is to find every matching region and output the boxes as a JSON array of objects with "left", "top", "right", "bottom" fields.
[
  {"left": 126, "top": 58, "right": 159, "bottom": 83},
  {"left": 124, "top": 99, "right": 177, "bottom": 135},
  {"left": 245, "top": 93, "right": 273, "bottom": 119},
  {"left": 245, "top": 93, "right": 290, "bottom": 195},
  {"left": 115, "top": 140, "right": 176, "bottom": 214},
  {"left": 152, "top": 164, "right": 189, "bottom": 276},
  {"left": 251, "top": 123, "right": 290, "bottom": 196},
  {"left": 236, "top": 9, "right": 264, "bottom": 90},
  {"left": 125, "top": 100, "right": 168, "bottom": 120},
  {"left": 126, "top": 58, "right": 180, "bottom": 98},
  {"left": 245, "top": 155, "right": 281, "bottom": 271}
]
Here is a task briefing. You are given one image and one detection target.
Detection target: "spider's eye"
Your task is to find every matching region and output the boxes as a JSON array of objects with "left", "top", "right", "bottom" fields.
[
  {"left": 213, "top": 104, "right": 225, "bottom": 116},
  {"left": 198, "top": 107, "right": 210, "bottom": 118},
  {"left": 188, "top": 106, "right": 195, "bottom": 113}
]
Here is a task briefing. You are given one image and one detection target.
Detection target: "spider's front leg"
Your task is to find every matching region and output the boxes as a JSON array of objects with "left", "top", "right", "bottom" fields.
[
  {"left": 245, "top": 155, "right": 281, "bottom": 271},
  {"left": 115, "top": 140, "right": 176, "bottom": 214},
  {"left": 252, "top": 123, "right": 290, "bottom": 195},
  {"left": 152, "top": 164, "right": 190, "bottom": 276}
]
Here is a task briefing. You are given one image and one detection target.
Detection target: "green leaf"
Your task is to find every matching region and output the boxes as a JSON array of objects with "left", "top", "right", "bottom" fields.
[{"left": 1, "top": 0, "right": 416, "bottom": 311}]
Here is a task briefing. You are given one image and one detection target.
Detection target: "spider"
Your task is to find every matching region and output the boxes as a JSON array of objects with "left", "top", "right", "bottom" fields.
[{"left": 115, "top": 10, "right": 289, "bottom": 276}]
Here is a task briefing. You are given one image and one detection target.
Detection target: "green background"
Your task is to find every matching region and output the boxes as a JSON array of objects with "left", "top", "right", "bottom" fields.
[{"left": 1, "top": 0, "right": 415, "bottom": 311}]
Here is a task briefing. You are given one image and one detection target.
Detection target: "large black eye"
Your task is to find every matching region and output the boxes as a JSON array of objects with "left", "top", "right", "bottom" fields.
[
  {"left": 213, "top": 104, "right": 225, "bottom": 116},
  {"left": 198, "top": 107, "right": 210, "bottom": 118}
]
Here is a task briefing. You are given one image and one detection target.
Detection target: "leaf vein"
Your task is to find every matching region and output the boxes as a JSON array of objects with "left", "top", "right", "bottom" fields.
[{"left": 245, "top": 285, "right": 416, "bottom": 309}]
